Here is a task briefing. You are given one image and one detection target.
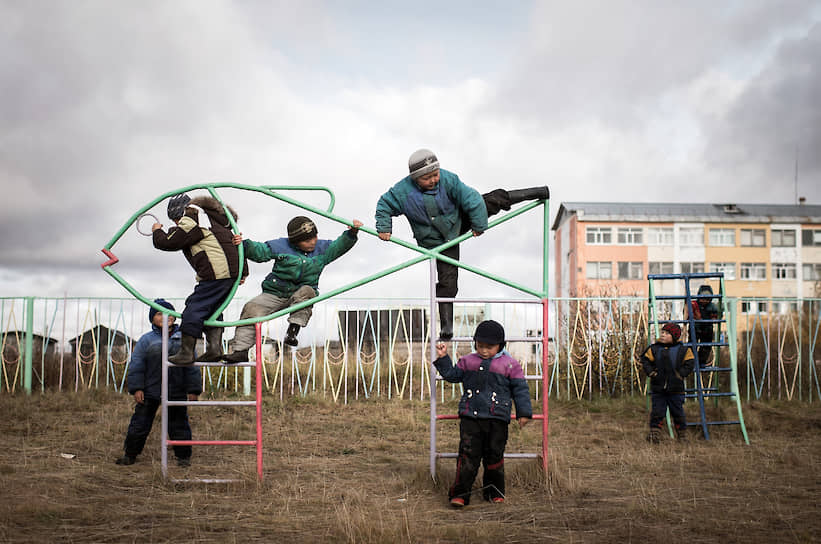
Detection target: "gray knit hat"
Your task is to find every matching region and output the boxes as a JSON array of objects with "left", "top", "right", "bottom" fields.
[{"left": 408, "top": 149, "right": 439, "bottom": 179}]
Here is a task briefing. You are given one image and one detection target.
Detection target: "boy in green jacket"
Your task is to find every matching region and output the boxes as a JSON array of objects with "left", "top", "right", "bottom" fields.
[{"left": 223, "top": 216, "right": 362, "bottom": 362}]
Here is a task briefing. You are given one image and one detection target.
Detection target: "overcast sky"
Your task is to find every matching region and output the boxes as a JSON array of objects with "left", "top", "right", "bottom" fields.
[{"left": 1, "top": 0, "right": 820, "bottom": 304}]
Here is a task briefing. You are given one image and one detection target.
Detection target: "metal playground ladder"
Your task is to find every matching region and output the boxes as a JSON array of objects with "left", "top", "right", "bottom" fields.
[
  {"left": 160, "top": 319, "right": 264, "bottom": 482},
  {"left": 647, "top": 272, "right": 749, "bottom": 443},
  {"left": 428, "top": 194, "right": 551, "bottom": 478}
]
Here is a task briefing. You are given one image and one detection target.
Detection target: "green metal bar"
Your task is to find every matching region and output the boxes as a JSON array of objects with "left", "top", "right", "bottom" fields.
[{"left": 24, "top": 297, "right": 34, "bottom": 394}]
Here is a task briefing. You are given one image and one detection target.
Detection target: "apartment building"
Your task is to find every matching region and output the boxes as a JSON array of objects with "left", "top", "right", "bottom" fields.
[{"left": 551, "top": 202, "right": 821, "bottom": 301}]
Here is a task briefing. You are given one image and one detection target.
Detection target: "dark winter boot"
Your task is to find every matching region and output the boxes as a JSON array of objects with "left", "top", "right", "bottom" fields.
[
  {"left": 438, "top": 302, "right": 454, "bottom": 341},
  {"left": 168, "top": 334, "right": 197, "bottom": 365},
  {"left": 676, "top": 426, "right": 689, "bottom": 443},
  {"left": 646, "top": 427, "right": 662, "bottom": 444},
  {"left": 222, "top": 349, "right": 249, "bottom": 364},
  {"left": 284, "top": 323, "right": 301, "bottom": 347},
  {"left": 196, "top": 327, "right": 224, "bottom": 362},
  {"left": 507, "top": 186, "right": 549, "bottom": 204},
  {"left": 115, "top": 454, "right": 136, "bottom": 465}
]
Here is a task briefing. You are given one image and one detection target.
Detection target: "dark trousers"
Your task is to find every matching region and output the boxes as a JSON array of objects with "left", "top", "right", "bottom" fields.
[
  {"left": 696, "top": 327, "right": 714, "bottom": 365},
  {"left": 449, "top": 418, "right": 509, "bottom": 504},
  {"left": 123, "top": 397, "right": 192, "bottom": 459},
  {"left": 180, "top": 278, "right": 235, "bottom": 337},
  {"left": 438, "top": 190, "right": 513, "bottom": 298},
  {"left": 650, "top": 392, "right": 686, "bottom": 430}
]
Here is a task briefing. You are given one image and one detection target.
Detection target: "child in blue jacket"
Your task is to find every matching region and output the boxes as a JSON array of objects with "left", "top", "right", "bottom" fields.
[
  {"left": 115, "top": 299, "right": 202, "bottom": 467},
  {"left": 433, "top": 320, "right": 532, "bottom": 507}
]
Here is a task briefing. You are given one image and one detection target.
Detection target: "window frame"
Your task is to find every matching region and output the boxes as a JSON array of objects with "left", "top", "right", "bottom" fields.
[
  {"left": 709, "top": 262, "right": 737, "bottom": 280},
  {"left": 617, "top": 227, "right": 643, "bottom": 245},
  {"left": 771, "top": 229, "right": 796, "bottom": 248},
  {"left": 740, "top": 228, "right": 766, "bottom": 247},
  {"left": 586, "top": 261, "right": 613, "bottom": 280},
  {"left": 709, "top": 228, "right": 736, "bottom": 247},
  {"left": 586, "top": 226, "right": 612, "bottom": 245},
  {"left": 617, "top": 261, "right": 643, "bottom": 280},
  {"left": 740, "top": 262, "right": 767, "bottom": 280}
]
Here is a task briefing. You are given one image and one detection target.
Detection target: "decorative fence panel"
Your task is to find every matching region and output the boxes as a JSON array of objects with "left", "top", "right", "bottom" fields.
[{"left": 2, "top": 296, "right": 820, "bottom": 401}]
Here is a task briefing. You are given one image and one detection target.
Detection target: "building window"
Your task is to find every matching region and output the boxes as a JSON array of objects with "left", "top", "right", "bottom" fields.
[
  {"left": 802, "top": 229, "right": 821, "bottom": 247},
  {"left": 775, "top": 301, "right": 799, "bottom": 314},
  {"left": 771, "top": 229, "right": 796, "bottom": 247},
  {"left": 680, "top": 262, "right": 705, "bottom": 274},
  {"left": 741, "top": 301, "right": 768, "bottom": 314},
  {"left": 803, "top": 263, "right": 821, "bottom": 281},
  {"left": 586, "top": 261, "right": 612, "bottom": 279},
  {"left": 648, "top": 262, "right": 674, "bottom": 275},
  {"left": 709, "top": 228, "right": 735, "bottom": 247},
  {"left": 679, "top": 227, "right": 704, "bottom": 246},
  {"left": 586, "top": 227, "right": 612, "bottom": 245},
  {"left": 647, "top": 227, "right": 673, "bottom": 246},
  {"left": 772, "top": 263, "right": 797, "bottom": 280},
  {"left": 740, "top": 229, "right": 766, "bottom": 247},
  {"left": 618, "top": 261, "right": 643, "bottom": 280},
  {"left": 740, "top": 262, "right": 766, "bottom": 280},
  {"left": 617, "top": 227, "right": 643, "bottom": 245},
  {"left": 709, "top": 262, "right": 736, "bottom": 280}
]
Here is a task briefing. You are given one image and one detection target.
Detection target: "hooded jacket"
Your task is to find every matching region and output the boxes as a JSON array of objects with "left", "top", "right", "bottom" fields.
[
  {"left": 242, "top": 229, "right": 358, "bottom": 298},
  {"left": 127, "top": 323, "right": 202, "bottom": 401},
  {"left": 640, "top": 341, "right": 695, "bottom": 394},
  {"left": 434, "top": 351, "right": 532, "bottom": 423},
  {"left": 375, "top": 169, "right": 487, "bottom": 249},
  {"left": 152, "top": 196, "right": 248, "bottom": 282}
]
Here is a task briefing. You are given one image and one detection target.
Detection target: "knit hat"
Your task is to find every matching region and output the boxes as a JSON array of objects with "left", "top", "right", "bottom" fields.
[
  {"left": 408, "top": 149, "right": 439, "bottom": 180},
  {"left": 661, "top": 323, "right": 681, "bottom": 341},
  {"left": 473, "top": 320, "right": 506, "bottom": 349},
  {"left": 148, "top": 298, "right": 175, "bottom": 323},
  {"left": 288, "top": 216, "right": 318, "bottom": 244},
  {"left": 167, "top": 194, "right": 191, "bottom": 221}
]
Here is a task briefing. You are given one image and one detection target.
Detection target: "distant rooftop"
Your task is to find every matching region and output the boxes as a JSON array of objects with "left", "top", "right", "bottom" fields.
[{"left": 552, "top": 202, "right": 821, "bottom": 230}]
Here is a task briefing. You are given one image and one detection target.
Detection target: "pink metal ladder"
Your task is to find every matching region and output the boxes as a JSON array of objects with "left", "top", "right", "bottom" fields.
[{"left": 160, "top": 318, "right": 264, "bottom": 482}]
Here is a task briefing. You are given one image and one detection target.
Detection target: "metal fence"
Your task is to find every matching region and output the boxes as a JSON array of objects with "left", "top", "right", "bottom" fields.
[{"left": 2, "top": 296, "right": 820, "bottom": 402}]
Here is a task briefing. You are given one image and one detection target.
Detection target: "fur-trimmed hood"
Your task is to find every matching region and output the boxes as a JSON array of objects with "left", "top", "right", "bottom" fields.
[{"left": 190, "top": 195, "right": 239, "bottom": 225}]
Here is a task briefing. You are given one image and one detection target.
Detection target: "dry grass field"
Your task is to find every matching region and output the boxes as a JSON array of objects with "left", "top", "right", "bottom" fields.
[{"left": 0, "top": 390, "right": 819, "bottom": 543}]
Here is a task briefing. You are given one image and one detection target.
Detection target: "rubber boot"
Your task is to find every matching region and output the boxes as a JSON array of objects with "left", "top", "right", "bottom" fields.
[
  {"left": 284, "top": 323, "right": 300, "bottom": 347},
  {"left": 438, "top": 302, "right": 454, "bottom": 341},
  {"left": 646, "top": 427, "right": 661, "bottom": 444},
  {"left": 168, "top": 334, "right": 197, "bottom": 365},
  {"left": 676, "top": 425, "right": 689, "bottom": 443},
  {"left": 222, "top": 349, "right": 249, "bottom": 364},
  {"left": 507, "top": 186, "right": 549, "bottom": 204},
  {"left": 197, "top": 327, "right": 224, "bottom": 362}
]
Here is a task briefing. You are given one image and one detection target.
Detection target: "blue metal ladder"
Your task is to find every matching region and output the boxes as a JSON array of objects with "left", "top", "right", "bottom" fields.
[{"left": 647, "top": 272, "right": 749, "bottom": 443}]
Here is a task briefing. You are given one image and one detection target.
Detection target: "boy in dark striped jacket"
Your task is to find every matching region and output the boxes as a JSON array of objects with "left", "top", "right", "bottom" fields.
[{"left": 433, "top": 320, "right": 532, "bottom": 507}]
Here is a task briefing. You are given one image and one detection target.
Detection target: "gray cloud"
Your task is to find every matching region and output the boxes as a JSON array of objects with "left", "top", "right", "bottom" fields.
[{"left": 704, "top": 23, "right": 821, "bottom": 200}]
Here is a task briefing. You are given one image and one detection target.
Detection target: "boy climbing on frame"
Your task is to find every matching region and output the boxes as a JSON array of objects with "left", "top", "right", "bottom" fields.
[{"left": 375, "top": 149, "right": 548, "bottom": 340}]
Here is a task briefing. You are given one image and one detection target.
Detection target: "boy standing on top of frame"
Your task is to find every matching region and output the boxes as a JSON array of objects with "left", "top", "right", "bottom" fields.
[
  {"left": 640, "top": 322, "right": 695, "bottom": 443},
  {"left": 375, "top": 149, "right": 549, "bottom": 341},
  {"left": 222, "top": 216, "right": 363, "bottom": 362},
  {"left": 152, "top": 193, "right": 248, "bottom": 365},
  {"left": 433, "top": 320, "right": 532, "bottom": 507}
]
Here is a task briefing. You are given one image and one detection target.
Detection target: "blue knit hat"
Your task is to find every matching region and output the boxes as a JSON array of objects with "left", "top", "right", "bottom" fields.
[{"left": 148, "top": 298, "right": 175, "bottom": 323}]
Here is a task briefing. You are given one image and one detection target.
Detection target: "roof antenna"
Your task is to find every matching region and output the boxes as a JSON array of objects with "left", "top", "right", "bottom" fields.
[{"left": 794, "top": 145, "right": 799, "bottom": 205}]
